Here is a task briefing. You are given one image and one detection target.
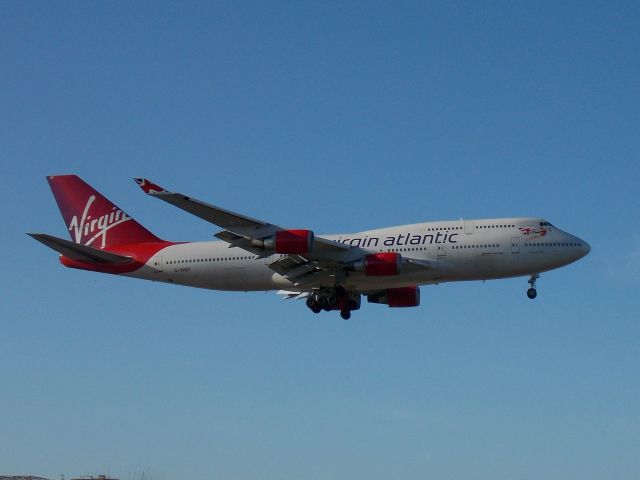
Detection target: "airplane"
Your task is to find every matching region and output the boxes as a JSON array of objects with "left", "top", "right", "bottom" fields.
[{"left": 29, "top": 175, "right": 591, "bottom": 319}]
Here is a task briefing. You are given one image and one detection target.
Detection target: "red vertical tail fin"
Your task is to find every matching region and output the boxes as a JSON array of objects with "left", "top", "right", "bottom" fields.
[{"left": 47, "top": 175, "right": 162, "bottom": 249}]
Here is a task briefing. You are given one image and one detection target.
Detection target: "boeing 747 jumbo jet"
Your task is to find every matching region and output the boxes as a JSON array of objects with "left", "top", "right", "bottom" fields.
[{"left": 29, "top": 175, "right": 590, "bottom": 319}]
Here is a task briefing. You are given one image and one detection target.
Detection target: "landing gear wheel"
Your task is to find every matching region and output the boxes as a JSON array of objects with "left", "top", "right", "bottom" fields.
[
  {"left": 527, "top": 273, "right": 539, "bottom": 300},
  {"left": 340, "top": 310, "right": 351, "bottom": 320},
  {"left": 306, "top": 297, "right": 322, "bottom": 314}
]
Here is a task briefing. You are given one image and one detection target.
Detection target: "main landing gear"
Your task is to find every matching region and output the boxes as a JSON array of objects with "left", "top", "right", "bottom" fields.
[
  {"left": 305, "top": 286, "right": 360, "bottom": 319},
  {"left": 305, "top": 296, "right": 323, "bottom": 313},
  {"left": 527, "top": 273, "right": 539, "bottom": 299}
]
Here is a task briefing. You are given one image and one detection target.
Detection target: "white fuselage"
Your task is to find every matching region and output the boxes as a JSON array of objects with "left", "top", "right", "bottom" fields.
[{"left": 129, "top": 217, "right": 590, "bottom": 293}]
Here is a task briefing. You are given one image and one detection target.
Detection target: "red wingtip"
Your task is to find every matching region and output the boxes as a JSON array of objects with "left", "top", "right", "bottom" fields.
[{"left": 134, "top": 178, "right": 167, "bottom": 194}]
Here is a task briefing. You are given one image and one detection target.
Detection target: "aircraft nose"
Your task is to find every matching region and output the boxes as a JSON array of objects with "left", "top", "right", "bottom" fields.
[{"left": 573, "top": 236, "right": 590, "bottom": 258}]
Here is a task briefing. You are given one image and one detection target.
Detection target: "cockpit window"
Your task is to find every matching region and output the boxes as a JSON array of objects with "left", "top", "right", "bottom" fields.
[{"left": 539, "top": 221, "right": 554, "bottom": 227}]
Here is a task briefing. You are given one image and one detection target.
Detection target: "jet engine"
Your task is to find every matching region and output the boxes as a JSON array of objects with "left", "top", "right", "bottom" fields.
[
  {"left": 353, "top": 252, "right": 401, "bottom": 276},
  {"left": 253, "top": 229, "right": 314, "bottom": 254},
  {"left": 367, "top": 286, "right": 420, "bottom": 307}
]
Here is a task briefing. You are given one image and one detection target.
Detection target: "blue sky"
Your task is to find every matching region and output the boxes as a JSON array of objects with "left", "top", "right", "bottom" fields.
[{"left": 1, "top": 1, "right": 638, "bottom": 478}]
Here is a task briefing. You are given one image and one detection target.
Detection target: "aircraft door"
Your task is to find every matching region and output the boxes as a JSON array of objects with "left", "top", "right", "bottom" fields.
[
  {"left": 464, "top": 220, "right": 475, "bottom": 234},
  {"left": 511, "top": 237, "right": 520, "bottom": 254},
  {"left": 151, "top": 255, "right": 163, "bottom": 272}
]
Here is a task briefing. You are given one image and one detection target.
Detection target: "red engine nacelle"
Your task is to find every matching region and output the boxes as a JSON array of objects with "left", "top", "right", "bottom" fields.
[
  {"left": 368, "top": 286, "right": 420, "bottom": 307},
  {"left": 386, "top": 286, "right": 420, "bottom": 307},
  {"left": 260, "top": 229, "right": 314, "bottom": 254},
  {"left": 362, "top": 252, "right": 401, "bottom": 276}
]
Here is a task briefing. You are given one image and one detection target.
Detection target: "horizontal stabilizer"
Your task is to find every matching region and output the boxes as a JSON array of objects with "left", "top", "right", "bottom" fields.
[{"left": 28, "top": 233, "right": 134, "bottom": 264}]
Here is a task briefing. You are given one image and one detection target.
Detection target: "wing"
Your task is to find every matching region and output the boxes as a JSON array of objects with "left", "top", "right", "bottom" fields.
[
  {"left": 134, "top": 178, "right": 355, "bottom": 284},
  {"left": 134, "top": 179, "right": 278, "bottom": 238}
]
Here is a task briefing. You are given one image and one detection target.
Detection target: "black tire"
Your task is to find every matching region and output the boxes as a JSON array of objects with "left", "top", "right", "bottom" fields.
[
  {"left": 306, "top": 297, "right": 321, "bottom": 313},
  {"left": 340, "top": 310, "right": 351, "bottom": 320},
  {"left": 527, "top": 288, "right": 537, "bottom": 299}
]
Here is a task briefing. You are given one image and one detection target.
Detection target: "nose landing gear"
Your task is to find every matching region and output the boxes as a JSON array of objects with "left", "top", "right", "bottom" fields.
[{"left": 527, "top": 273, "right": 539, "bottom": 299}]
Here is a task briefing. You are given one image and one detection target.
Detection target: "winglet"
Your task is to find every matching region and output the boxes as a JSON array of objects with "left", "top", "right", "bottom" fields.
[{"left": 134, "top": 178, "right": 168, "bottom": 194}]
